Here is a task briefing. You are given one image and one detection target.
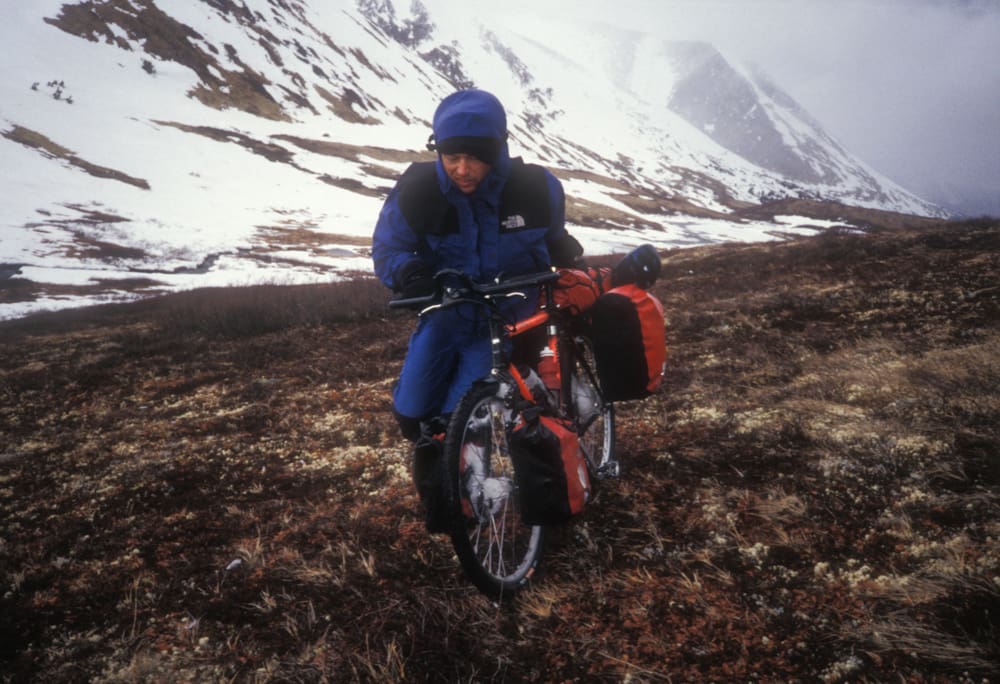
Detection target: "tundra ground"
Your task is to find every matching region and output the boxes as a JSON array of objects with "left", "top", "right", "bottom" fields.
[{"left": 2, "top": 219, "right": 998, "bottom": 682}]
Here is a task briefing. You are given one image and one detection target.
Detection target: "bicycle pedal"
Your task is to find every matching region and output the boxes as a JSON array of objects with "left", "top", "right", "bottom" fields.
[{"left": 597, "top": 460, "right": 621, "bottom": 480}]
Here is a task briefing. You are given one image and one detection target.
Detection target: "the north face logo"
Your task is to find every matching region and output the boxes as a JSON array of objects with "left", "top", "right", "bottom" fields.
[{"left": 501, "top": 214, "right": 526, "bottom": 230}]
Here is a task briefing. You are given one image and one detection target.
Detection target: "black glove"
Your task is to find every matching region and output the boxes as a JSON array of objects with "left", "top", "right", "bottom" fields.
[
  {"left": 612, "top": 244, "right": 661, "bottom": 289},
  {"left": 547, "top": 232, "right": 585, "bottom": 268},
  {"left": 395, "top": 260, "right": 435, "bottom": 299}
]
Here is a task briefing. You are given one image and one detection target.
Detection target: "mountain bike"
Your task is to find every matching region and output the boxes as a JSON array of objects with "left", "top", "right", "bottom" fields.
[{"left": 389, "top": 268, "right": 617, "bottom": 599}]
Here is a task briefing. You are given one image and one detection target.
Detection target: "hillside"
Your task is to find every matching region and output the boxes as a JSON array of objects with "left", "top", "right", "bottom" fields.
[
  {"left": 1, "top": 218, "right": 999, "bottom": 682},
  {"left": 1, "top": 0, "right": 944, "bottom": 321}
]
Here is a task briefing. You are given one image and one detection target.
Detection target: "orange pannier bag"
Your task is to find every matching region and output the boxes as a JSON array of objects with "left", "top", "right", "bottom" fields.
[
  {"left": 510, "top": 413, "right": 590, "bottom": 525},
  {"left": 549, "top": 267, "right": 612, "bottom": 315},
  {"left": 588, "top": 283, "right": 666, "bottom": 401}
]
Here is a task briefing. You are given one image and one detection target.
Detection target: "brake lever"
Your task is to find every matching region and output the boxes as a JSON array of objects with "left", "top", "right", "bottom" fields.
[{"left": 415, "top": 285, "right": 468, "bottom": 316}]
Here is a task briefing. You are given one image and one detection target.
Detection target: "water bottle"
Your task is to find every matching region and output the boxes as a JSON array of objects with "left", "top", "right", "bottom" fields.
[{"left": 537, "top": 347, "right": 560, "bottom": 402}]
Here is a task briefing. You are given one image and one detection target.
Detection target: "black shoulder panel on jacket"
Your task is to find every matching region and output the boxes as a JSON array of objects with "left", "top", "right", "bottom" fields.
[
  {"left": 499, "top": 159, "right": 551, "bottom": 231},
  {"left": 397, "top": 162, "right": 458, "bottom": 236}
]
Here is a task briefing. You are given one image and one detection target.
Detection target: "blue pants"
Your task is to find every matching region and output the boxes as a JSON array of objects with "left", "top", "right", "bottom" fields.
[
  {"left": 393, "top": 298, "right": 535, "bottom": 428},
  {"left": 393, "top": 304, "right": 492, "bottom": 424}
]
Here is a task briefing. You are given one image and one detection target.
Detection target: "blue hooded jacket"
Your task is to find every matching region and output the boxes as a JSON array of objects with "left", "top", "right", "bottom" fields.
[{"left": 372, "top": 89, "right": 580, "bottom": 290}]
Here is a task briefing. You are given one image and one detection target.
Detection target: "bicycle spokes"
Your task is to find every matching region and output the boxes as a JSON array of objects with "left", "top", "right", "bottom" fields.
[
  {"left": 448, "top": 385, "right": 544, "bottom": 598},
  {"left": 460, "top": 400, "right": 514, "bottom": 520}
]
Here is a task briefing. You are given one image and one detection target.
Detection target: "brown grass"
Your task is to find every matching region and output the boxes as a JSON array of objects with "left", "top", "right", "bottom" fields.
[
  {"left": 313, "top": 85, "right": 380, "bottom": 125},
  {"left": 1, "top": 219, "right": 999, "bottom": 682},
  {"left": 3, "top": 125, "right": 150, "bottom": 189},
  {"left": 47, "top": 0, "right": 294, "bottom": 120}
]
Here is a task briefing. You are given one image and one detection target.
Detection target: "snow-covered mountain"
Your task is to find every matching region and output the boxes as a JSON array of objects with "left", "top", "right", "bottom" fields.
[{"left": 0, "top": 0, "right": 942, "bottom": 320}]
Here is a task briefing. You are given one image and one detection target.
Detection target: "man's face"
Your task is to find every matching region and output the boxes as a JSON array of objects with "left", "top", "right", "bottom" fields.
[{"left": 441, "top": 153, "right": 491, "bottom": 194}]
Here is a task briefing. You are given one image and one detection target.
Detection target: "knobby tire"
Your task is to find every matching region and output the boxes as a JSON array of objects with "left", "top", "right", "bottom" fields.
[{"left": 445, "top": 382, "right": 545, "bottom": 600}]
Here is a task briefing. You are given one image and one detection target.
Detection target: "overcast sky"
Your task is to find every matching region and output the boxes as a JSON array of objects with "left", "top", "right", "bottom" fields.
[{"left": 467, "top": 0, "right": 1000, "bottom": 217}]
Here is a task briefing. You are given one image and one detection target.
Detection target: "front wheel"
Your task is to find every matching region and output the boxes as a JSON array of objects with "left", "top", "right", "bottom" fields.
[
  {"left": 445, "top": 382, "right": 545, "bottom": 600},
  {"left": 568, "top": 335, "right": 617, "bottom": 478}
]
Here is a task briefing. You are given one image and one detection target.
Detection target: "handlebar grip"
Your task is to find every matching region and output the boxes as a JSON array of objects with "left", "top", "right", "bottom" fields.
[{"left": 388, "top": 293, "right": 438, "bottom": 309}]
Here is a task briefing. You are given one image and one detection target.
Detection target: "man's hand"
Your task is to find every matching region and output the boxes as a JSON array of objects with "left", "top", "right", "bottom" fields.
[{"left": 396, "top": 260, "right": 435, "bottom": 298}]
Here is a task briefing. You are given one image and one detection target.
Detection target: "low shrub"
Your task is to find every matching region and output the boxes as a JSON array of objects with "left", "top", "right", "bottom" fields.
[{"left": 154, "top": 277, "right": 391, "bottom": 339}]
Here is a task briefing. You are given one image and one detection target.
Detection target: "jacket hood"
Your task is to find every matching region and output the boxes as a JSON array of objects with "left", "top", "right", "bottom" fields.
[
  {"left": 432, "top": 89, "right": 507, "bottom": 142},
  {"left": 432, "top": 89, "right": 511, "bottom": 197}
]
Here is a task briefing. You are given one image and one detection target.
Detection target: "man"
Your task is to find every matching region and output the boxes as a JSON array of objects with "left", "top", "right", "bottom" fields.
[
  {"left": 373, "top": 88, "right": 584, "bottom": 437},
  {"left": 372, "top": 88, "right": 583, "bottom": 530}
]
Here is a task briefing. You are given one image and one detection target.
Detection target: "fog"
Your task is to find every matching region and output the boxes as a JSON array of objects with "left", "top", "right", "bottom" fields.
[{"left": 466, "top": 0, "right": 1000, "bottom": 217}]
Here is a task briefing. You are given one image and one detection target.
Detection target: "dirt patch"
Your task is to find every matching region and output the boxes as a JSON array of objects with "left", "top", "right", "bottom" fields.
[
  {"left": 565, "top": 194, "right": 663, "bottom": 232},
  {"left": 3, "top": 125, "right": 150, "bottom": 189},
  {"left": 557, "top": 167, "right": 733, "bottom": 221},
  {"left": 151, "top": 123, "right": 400, "bottom": 196},
  {"left": 1, "top": 220, "right": 998, "bottom": 682},
  {"left": 314, "top": 84, "right": 380, "bottom": 125},
  {"left": 735, "top": 196, "right": 945, "bottom": 231},
  {"left": 272, "top": 134, "right": 427, "bottom": 165},
  {"left": 57, "top": 231, "right": 148, "bottom": 262},
  {"left": 253, "top": 226, "right": 371, "bottom": 251},
  {"left": 45, "top": 0, "right": 288, "bottom": 121},
  {"left": 153, "top": 121, "right": 298, "bottom": 165}
]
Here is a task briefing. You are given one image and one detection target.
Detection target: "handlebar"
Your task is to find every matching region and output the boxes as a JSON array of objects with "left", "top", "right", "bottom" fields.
[{"left": 388, "top": 269, "right": 562, "bottom": 312}]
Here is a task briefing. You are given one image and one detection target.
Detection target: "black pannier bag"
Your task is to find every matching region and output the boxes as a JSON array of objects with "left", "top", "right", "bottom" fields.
[
  {"left": 509, "top": 411, "right": 589, "bottom": 526},
  {"left": 588, "top": 283, "right": 666, "bottom": 401}
]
